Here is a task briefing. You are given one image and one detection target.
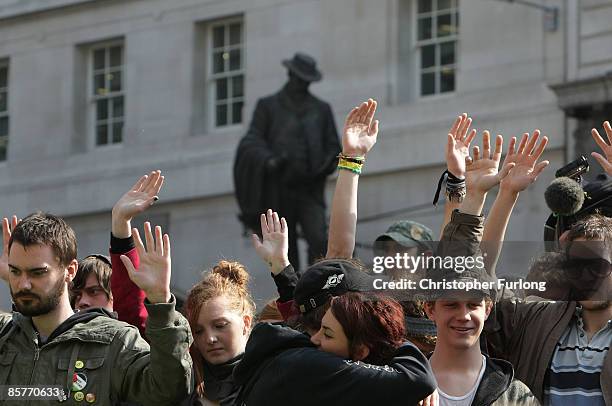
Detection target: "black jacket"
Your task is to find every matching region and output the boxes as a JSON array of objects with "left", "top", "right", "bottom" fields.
[
  {"left": 233, "top": 86, "right": 340, "bottom": 231},
  {"left": 233, "top": 323, "right": 436, "bottom": 406}
]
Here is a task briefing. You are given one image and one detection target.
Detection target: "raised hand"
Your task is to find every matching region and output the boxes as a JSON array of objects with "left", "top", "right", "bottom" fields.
[
  {"left": 446, "top": 113, "right": 476, "bottom": 179},
  {"left": 112, "top": 170, "right": 164, "bottom": 238},
  {"left": 120, "top": 222, "right": 171, "bottom": 304},
  {"left": 500, "top": 130, "right": 549, "bottom": 193},
  {"left": 465, "top": 131, "right": 514, "bottom": 194},
  {"left": 113, "top": 170, "right": 164, "bottom": 221},
  {"left": 0, "top": 216, "right": 19, "bottom": 282},
  {"left": 342, "top": 99, "right": 379, "bottom": 157},
  {"left": 251, "top": 209, "right": 290, "bottom": 275},
  {"left": 591, "top": 121, "right": 612, "bottom": 175}
]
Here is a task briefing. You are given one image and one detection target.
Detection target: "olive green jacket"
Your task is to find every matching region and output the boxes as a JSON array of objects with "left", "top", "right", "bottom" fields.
[{"left": 0, "top": 296, "right": 192, "bottom": 406}]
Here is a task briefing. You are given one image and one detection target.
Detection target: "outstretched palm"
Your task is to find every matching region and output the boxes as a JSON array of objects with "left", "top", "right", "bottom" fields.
[
  {"left": 591, "top": 121, "right": 612, "bottom": 175},
  {"left": 500, "top": 131, "right": 549, "bottom": 193},
  {"left": 342, "top": 99, "right": 379, "bottom": 157},
  {"left": 120, "top": 222, "right": 171, "bottom": 303},
  {"left": 252, "top": 209, "right": 289, "bottom": 275},
  {"left": 113, "top": 171, "right": 164, "bottom": 221},
  {"left": 446, "top": 114, "right": 476, "bottom": 178},
  {"left": 465, "top": 131, "right": 514, "bottom": 194}
]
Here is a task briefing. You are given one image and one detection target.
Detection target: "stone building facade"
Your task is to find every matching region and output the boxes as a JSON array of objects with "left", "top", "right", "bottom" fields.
[{"left": 0, "top": 0, "right": 608, "bottom": 311}]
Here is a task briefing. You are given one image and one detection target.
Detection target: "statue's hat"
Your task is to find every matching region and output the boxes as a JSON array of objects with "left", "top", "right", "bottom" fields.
[{"left": 282, "top": 52, "right": 322, "bottom": 82}]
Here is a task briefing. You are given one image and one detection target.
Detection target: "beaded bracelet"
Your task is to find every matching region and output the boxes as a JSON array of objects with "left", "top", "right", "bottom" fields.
[{"left": 432, "top": 170, "right": 466, "bottom": 206}]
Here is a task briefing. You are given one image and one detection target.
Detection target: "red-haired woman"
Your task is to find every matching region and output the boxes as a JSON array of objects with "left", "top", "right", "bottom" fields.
[
  {"left": 310, "top": 292, "right": 406, "bottom": 365},
  {"left": 183, "top": 260, "right": 255, "bottom": 406}
]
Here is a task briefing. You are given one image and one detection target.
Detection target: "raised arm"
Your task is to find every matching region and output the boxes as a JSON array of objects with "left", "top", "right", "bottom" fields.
[
  {"left": 326, "top": 99, "right": 379, "bottom": 259},
  {"left": 252, "top": 209, "right": 290, "bottom": 276},
  {"left": 461, "top": 131, "right": 514, "bottom": 216},
  {"left": 114, "top": 222, "right": 193, "bottom": 404},
  {"left": 482, "top": 131, "right": 549, "bottom": 275},
  {"left": 120, "top": 222, "right": 171, "bottom": 304},
  {"left": 439, "top": 113, "right": 476, "bottom": 237},
  {"left": 112, "top": 171, "right": 164, "bottom": 238},
  {"left": 591, "top": 121, "right": 612, "bottom": 175},
  {"left": 110, "top": 170, "right": 164, "bottom": 335},
  {"left": 438, "top": 131, "right": 511, "bottom": 260},
  {"left": 252, "top": 209, "right": 298, "bottom": 320}
]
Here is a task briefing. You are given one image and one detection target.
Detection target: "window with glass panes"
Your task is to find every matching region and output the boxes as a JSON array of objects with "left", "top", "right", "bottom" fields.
[
  {"left": 91, "top": 42, "right": 124, "bottom": 145},
  {"left": 416, "top": 0, "right": 458, "bottom": 96},
  {"left": 209, "top": 19, "right": 244, "bottom": 127},
  {"left": 0, "top": 62, "right": 8, "bottom": 161}
]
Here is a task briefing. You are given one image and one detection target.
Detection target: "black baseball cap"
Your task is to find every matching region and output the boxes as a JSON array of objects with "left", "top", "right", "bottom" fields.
[{"left": 294, "top": 259, "right": 379, "bottom": 314}]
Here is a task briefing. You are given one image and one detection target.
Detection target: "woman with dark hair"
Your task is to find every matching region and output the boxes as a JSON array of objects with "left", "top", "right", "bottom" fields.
[
  {"left": 233, "top": 291, "right": 435, "bottom": 406},
  {"left": 311, "top": 292, "right": 405, "bottom": 365}
]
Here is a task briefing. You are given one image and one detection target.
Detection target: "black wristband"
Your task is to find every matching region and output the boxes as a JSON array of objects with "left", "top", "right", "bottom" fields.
[{"left": 110, "top": 232, "right": 136, "bottom": 254}]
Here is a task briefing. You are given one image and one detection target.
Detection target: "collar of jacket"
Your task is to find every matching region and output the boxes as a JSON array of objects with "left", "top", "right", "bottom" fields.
[
  {"left": 201, "top": 353, "right": 243, "bottom": 404},
  {"left": 426, "top": 352, "right": 513, "bottom": 406},
  {"left": 10, "top": 308, "right": 118, "bottom": 346},
  {"left": 471, "top": 354, "right": 514, "bottom": 406}
]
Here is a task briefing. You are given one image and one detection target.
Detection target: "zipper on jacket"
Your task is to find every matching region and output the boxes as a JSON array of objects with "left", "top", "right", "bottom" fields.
[
  {"left": 28, "top": 333, "right": 40, "bottom": 384},
  {"left": 26, "top": 333, "right": 41, "bottom": 406}
]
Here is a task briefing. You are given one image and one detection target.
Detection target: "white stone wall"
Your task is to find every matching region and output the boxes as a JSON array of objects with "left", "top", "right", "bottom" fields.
[
  {"left": 0, "top": 0, "right": 582, "bottom": 311},
  {"left": 569, "top": 0, "right": 612, "bottom": 81}
]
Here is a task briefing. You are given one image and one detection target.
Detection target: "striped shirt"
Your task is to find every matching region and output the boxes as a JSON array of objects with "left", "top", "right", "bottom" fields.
[{"left": 544, "top": 306, "right": 611, "bottom": 406}]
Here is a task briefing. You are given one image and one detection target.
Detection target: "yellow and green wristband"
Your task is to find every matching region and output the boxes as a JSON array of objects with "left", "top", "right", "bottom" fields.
[{"left": 338, "top": 157, "right": 364, "bottom": 174}]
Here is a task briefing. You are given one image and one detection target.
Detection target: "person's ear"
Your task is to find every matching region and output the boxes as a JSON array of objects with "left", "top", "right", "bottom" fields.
[
  {"left": 424, "top": 301, "right": 436, "bottom": 321},
  {"left": 243, "top": 314, "right": 252, "bottom": 335},
  {"left": 353, "top": 343, "right": 370, "bottom": 361},
  {"left": 65, "top": 259, "right": 78, "bottom": 283}
]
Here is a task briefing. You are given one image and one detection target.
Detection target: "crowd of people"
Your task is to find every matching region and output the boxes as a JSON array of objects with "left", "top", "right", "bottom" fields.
[{"left": 0, "top": 98, "right": 610, "bottom": 406}]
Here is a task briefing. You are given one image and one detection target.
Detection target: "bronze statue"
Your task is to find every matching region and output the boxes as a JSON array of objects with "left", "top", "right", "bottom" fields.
[{"left": 234, "top": 53, "right": 340, "bottom": 269}]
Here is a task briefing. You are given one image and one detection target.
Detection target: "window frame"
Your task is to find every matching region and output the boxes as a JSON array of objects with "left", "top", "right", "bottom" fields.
[
  {"left": 87, "top": 38, "right": 125, "bottom": 148},
  {"left": 206, "top": 17, "right": 245, "bottom": 131},
  {"left": 413, "top": 0, "right": 459, "bottom": 98},
  {"left": 0, "top": 59, "right": 9, "bottom": 161}
]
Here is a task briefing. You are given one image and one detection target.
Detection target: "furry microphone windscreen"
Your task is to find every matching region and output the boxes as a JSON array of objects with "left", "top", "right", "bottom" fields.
[{"left": 544, "top": 177, "right": 585, "bottom": 216}]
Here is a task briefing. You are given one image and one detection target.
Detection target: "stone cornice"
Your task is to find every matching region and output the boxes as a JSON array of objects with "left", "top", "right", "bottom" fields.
[
  {"left": 550, "top": 74, "right": 612, "bottom": 111},
  {"left": 0, "top": 0, "right": 103, "bottom": 21}
]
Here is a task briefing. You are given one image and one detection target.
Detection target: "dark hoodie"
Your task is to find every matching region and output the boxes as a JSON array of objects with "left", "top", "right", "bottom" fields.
[
  {"left": 427, "top": 351, "right": 539, "bottom": 406},
  {"left": 233, "top": 323, "right": 437, "bottom": 406},
  {"left": 456, "top": 355, "right": 539, "bottom": 406}
]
